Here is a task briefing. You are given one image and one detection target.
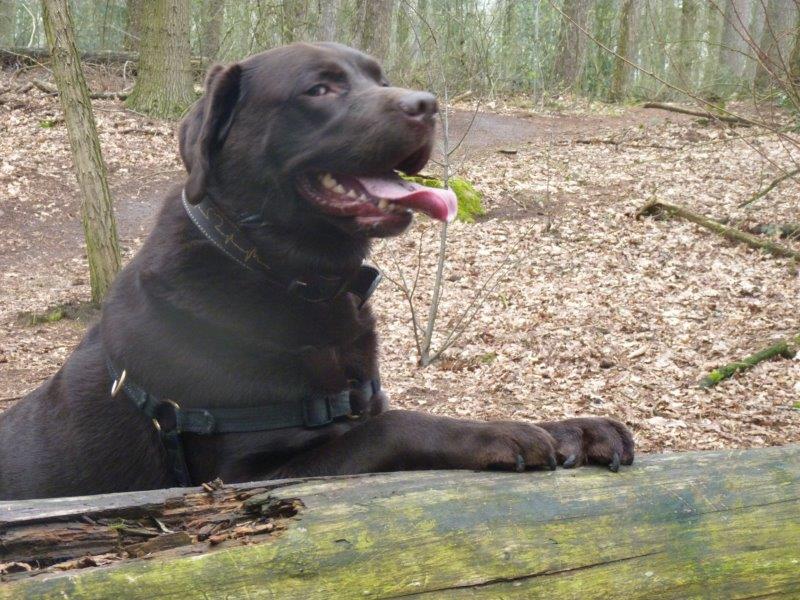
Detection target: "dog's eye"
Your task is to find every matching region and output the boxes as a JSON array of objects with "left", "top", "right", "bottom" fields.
[{"left": 305, "top": 84, "right": 331, "bottom": 97}]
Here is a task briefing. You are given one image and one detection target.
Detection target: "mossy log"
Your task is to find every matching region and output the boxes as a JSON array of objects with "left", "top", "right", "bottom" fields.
[
  {"left": 638, "top": 199, "right": 800, "bottom": 261},
  {"left": 2, "top": 446, "right": 800, "bottom": 598},
  {"left": 642, "top": 102, "right": 755, "bottom": 126},
  {"left": 700, "top": 334, "right": 800, "bottom": 387}
]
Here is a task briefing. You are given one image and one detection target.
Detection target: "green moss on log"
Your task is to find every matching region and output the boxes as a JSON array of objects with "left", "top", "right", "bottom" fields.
[
  {"left": 3, "top": 446, "right": 800, "bottom": 599},
  {"left": 403, "top": 175, "right": 485, "bottom": 223}
]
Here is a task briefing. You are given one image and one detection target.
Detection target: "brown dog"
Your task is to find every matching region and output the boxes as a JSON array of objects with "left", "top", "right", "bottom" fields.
[{"left": 0, "top": 43, "right": 633, "bottom": 500}]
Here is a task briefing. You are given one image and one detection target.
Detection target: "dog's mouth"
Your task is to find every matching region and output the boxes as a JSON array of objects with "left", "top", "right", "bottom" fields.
[{"left": 297, "top": 171, "right": 457, "bottom": 224}]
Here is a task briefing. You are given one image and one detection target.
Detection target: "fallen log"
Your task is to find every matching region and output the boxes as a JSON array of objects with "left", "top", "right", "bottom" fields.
[
  {"left": 740, "top": 167, "right": 800, "bottom": 207},
  {"left": 2, "top": 445, "right": 799, "bottom": 598},
  {"left": 699, "top": 334, "right": 799, "bottom": 388},
  {"left": 637, "top": 199, "right": 800, "bottom": 261},
  {"left": 0, "top": 47, "right": 208, "bottom": 70},
  {"left": 642, "top": 101, "right": 756, "bottom": 126},
  {"left": 31, "top": 78, "right": 129, "bottom": 100}
]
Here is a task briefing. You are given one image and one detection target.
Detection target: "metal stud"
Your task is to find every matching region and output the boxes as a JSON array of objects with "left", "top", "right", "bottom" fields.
[{"left": 110, "top": 369, "right": 127, "bottom": 398}]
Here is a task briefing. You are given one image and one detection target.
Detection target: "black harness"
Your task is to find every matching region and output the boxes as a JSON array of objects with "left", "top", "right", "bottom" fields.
[{"left": 107, "top": 191, "right": 382, "bottom": 487}]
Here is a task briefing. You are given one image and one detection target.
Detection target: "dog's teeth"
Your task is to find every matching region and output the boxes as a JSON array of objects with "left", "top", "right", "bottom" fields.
[
  {"left": 359, "top": 193, "right": 369, "bottom": 202},
  {"left": 333, "top": 184, "right": 346, "bottom": 194},
  {"left": 346, "top": 189, "right": 358, "bottom": 199},
  {"left": 378, "top": 199, "right": 389, "bottom": 211},
  {"left": 322, "top": 173, "right": 337, "bottom": 189}
]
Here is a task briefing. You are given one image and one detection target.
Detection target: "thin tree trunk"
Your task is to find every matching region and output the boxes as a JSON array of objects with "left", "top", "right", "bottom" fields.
[
  {"left": 789, "top": 9, "right": 800, "bottom": 95},
  {"left": 41, "top": 0, "right": 121, "bottom": 304},
  {"left": 281, "top": 0, "right": 308, "bottom": 44},
  {"left": 609, "top": 0, "right": 634, "bottom": 102},
  {"left": 717, "top": 0, "right": 750, "bottom": 80},
  {"left": 357, "top": 0, "right": 394, "bottom": 61},
  {"left": 318, "top": 0, "right": 339, "bottom": 41},
  {"left": 673, "top": 0, "right": 698, "bottom": 88},
  {"left": 753, "top": 0, "right": 797, "bottom": 90},
  {"left": 0, "top": 0, "right": 15, "bottom": 47},
  {"left": 201, "top": 0, "right": 224, "bottom": 60},
  {"left": 553, "top": 0, "right": 589, "bottom": 90},
  {"left": 125, "top": 0, "right": 194, "bottom": 118},
  {"left": 123, "top": 0, "right": 143, "bottom": 52}
]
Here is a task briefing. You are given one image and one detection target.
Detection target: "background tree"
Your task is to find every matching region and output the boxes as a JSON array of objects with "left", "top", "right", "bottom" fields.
[
  {"left": 0, "top": 0, "right": 15, "bottom": 47},
  {"left": 41, "top": 0, "right": 121, "bottom": 303},
  {"left": 356, "top": 0, "right": 394, "bottom": 62},
  {"left": 125, "top": 0, "right": 193, "bottom": 117},
  {"left": 673, "top": 0, "right": 698, "bottom": 88},
  {"left": 200, "top": 0, "right": 224, "bottom": 60},
  {"left": 609, "top": 0, "right": 634, "bottom": 102},
  {"left": 552, "top": 0, "right": 589, "bottom": 91}
]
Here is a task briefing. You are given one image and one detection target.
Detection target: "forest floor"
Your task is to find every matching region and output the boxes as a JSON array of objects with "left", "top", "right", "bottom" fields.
[{"left": 1, "top": 67, "right": 799, "bottom": 453}]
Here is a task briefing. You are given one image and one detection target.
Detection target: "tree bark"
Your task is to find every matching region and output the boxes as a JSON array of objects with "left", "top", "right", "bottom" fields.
[
  {"left": 789, "top": 8, "right": 800, "bottom": 94},
  {"left": 123, "top": 0, "right": 143, "bottom": 52},
  {"left": 280, "top": 0, "right": 309, "bottom": 44},
  {"left": 753, "top": 0, "right": 798, "bottom": 90},
  {"left": 673, "top": 0, "right": 698, "bottom": 88},
  {"left": 717, "top": 0, "right": 751, "bottom": 81},
  {"left": 125, "top": 0, "right": 194, "bottom": 118},
  {"left": 553, "top": 0, "right": 589, "bottom": 90},
  {"left": 41, "top": 0, "right": 121, "bottom": 305},
  {"left": 4, "top": 447, "right": 800, "bottom": 597},
  {"left": 317, "top": 0, "right": 339, "bottom": 41},
  {"left": 357, "top": 0, "right": 394, "bottom": 62},
  {"left": 0, "top": 0, "right": 15, "bottom": 47},
  {"left": 200, "top": 0, "right": 224, "bottom": 61},
  {"left": 609, "top": 0, "right": 634, "bottom": 102}
]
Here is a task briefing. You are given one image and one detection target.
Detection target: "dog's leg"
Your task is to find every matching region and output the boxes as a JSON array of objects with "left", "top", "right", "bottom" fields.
[{"left": 269, "top": 410, "right": 633, "bottom": 478}]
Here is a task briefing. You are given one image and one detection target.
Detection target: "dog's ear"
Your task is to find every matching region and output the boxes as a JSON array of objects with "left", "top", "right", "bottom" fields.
[{"left": 179, "top": 63, "right": 242, "bottom": 204}]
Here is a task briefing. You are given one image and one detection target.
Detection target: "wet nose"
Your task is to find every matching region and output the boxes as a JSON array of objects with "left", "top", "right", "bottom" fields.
[{"left": 398, "top": 91, "right": 438, "bottom": 119}]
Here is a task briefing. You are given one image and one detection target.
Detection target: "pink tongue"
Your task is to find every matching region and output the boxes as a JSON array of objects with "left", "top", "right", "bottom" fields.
[{"left": 356, "top": 175, "right": 458, "bottom": 223}]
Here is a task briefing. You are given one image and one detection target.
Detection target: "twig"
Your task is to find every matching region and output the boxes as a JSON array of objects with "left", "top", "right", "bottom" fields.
[
  {"left": 637, "top": 200, "right": 800, "bottom": 261},
  {"left": 740, "top": 167, "right": 800, "bottom": 208},
  {"left": 32, "top": 78, "right": 129, "bottom": 100},
  {"left": 699, "top": 335, "right": 799, "bottom": 388},
  {"left": 642, "top": 102, "right": 755, "bottom": 126}
]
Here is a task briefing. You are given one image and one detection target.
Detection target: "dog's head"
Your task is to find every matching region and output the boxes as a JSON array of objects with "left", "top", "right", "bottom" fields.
[{"left": 179, "top": 43, "right": 456, "bottom": 240}]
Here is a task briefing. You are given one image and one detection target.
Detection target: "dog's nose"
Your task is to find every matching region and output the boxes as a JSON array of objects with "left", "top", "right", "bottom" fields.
[{"left": 398, "top": 92, "right": 438, "bottom": 120}]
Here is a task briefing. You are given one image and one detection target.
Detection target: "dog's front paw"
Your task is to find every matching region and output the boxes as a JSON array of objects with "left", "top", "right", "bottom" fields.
[
  {"left": 539, "top": 417, "right": 634, "bottom": 472},
  {"left": 462, "top": 422, "right": 559, "bottom": 472}
]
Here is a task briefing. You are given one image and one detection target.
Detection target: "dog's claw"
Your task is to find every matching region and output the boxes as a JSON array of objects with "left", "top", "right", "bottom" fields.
[
  {"left": 515, "top": 454, "right": 525, "bottom": 472},
  {"left": 563, "top": 454, "right": 577, "bottom": 469},
  {"left": 609, "top": 452, "right": 621, "bottom": 473}
]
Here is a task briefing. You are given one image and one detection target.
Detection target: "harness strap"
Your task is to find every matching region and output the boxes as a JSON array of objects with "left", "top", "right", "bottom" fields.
[{"left": 107, "top": 360, "right": 380, "bottom": 486}]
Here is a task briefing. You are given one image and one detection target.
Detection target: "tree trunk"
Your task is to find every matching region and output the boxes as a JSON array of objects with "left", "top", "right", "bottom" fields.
[
  {"left": 41, "top": 0, "right": 121, "bottom": 305},
  {"left": 673, "top": 0, "right": 698, "bottom": 88},
  {"left": 317, "top": 0, "right": 339, "bottom": 41},
  {"left": 357, "top": 0, "right": 394, "bottom": 62},
  {"left": 609, "top": 0, "right": 634, "bottom": 102},
  {"left": 789, "top": 9, "right": 800, "bottom": 95},
  {"left": 753, "top": 0, "right": 798, "bottom": 90},
  {"left": 200, "top": 0, "right": 224, "bottom": 61},
  {"left": 125, "top": 0, "right": 194, "bottom": 118},
  {"left": 553, "top": 0, "right": 589, "bottom": 90},
  {"left": 717, "top": 0, "right": 750, "bottom": 81},
  {"left": 0, "top": 0, "right": 15, "bottom": 47},
  {"left": 280, "top": 0, "right": 308, "bottom": 44},
  {"left": 123, "top": 0, "right": 143, "bottom": 52}
]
